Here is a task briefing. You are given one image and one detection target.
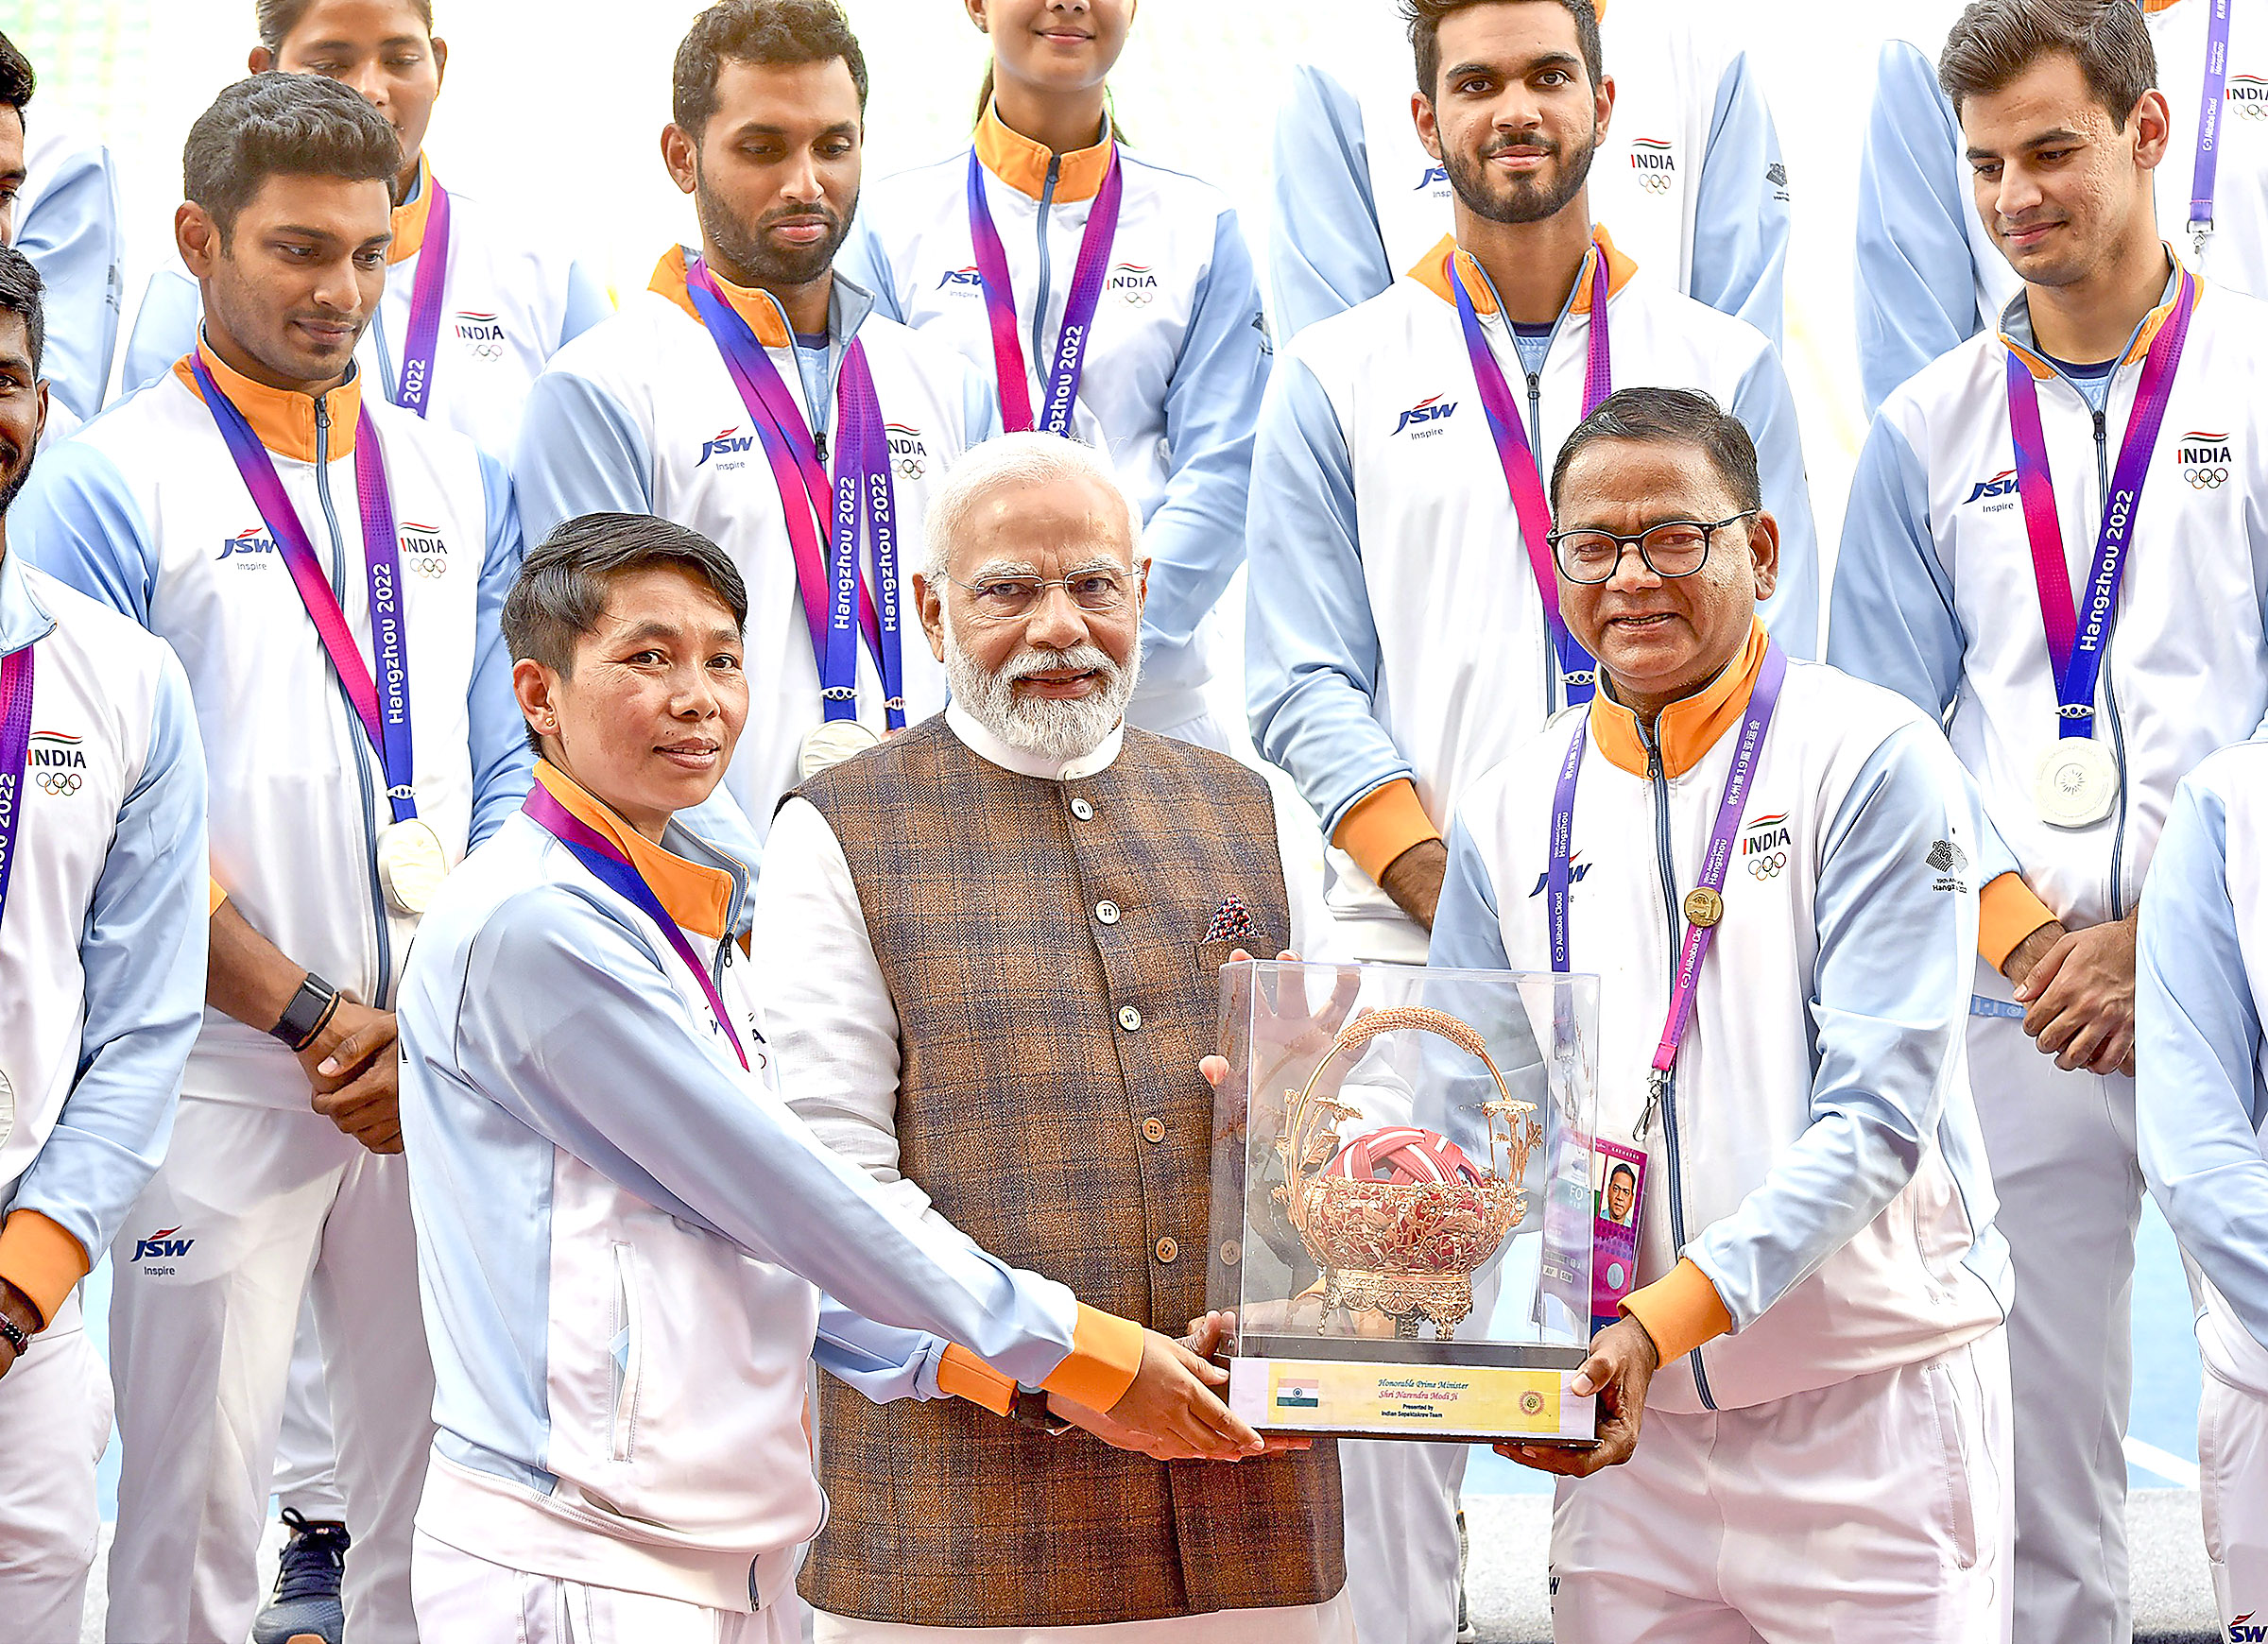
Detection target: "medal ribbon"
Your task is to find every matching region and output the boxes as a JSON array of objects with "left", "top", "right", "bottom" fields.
[
  {"left": 0, "top": 644, "right": 33, "bottom": 937},
  {"left": 683, "top": 261, "right": 903, "bottom": 728},
  {"left": 2004, "top": 265, "right": 2196, "bottom": 742},
  {"left": 965, "top": 146, "right": 1124, "bottom": 435},
  {"left": 393, "top": 177, "right": 452, "bottom": 418},
  {"left": 1452, "top": 237, "right": 1614, "bottom": 706},
  {"left": 1547, "top": 642, "right": 1787, "bottom": 1090},
  {"left": 191, "top": 354, "right": 419, "bottom": 824},
  {"left": 2192, "top": 0, "right": 2233, "bottom": 246},
  {"left": 524, "top": 784, "right": 747, "bottom": 1070}
]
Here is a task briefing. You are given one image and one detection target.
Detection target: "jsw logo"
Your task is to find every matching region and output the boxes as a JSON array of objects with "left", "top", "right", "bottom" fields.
[
  {"left": 132, "top": 1226, "right": 194, "bottom": 1262},
  {"left": 698, "top": 426, "right": 757, "bottom": 467},
  {"left": 1417, "top": 164, "right": 1450, "bottom": 191},
  {"left": 217, "top": 528, "right": 279, "bottom": 559},
  {"left": 1393, "top": 394, "right": 1457, "bottom": 436},
  {"left": 937, "top": 266, "right": 984, "bottom": 289},
  {"left": 2229, "top": 1612, "right": 2265, "bottom": 1643},
  {"left": 1964, "top": 469, "right": 2019, "bottom": 505},
  {"left": 1529, "top": 860, "right": 1591, "bottom": 897}
]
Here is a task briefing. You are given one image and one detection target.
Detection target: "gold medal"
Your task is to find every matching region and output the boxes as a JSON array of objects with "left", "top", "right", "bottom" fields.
[
  {"left": 1682, "top": 887, "right": 1724, "bottom": 929},
  {"left": 376, "top": 818, "right": 447, "bottom": 916}
]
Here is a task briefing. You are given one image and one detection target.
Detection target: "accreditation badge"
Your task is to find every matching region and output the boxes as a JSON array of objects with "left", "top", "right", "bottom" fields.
[
  {"left": 799, "top": 720, "right": 881, "bottom": 779},
  {"left": 376, "top": 818, "right": 447, "bottom": 915},
  {"left": 1589, "top": 1138, "right": 1645, "bottom": 1335},
  {"left": 2034, "top": 738, "right": 2120, "bottom": 830}
]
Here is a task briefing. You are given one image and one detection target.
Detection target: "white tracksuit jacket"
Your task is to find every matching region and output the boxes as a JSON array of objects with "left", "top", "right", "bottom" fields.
[
  {"left": 124, "top": 158, "right": 612, "bottom": 461},
  {"left": 1246, "top": 232, "right": 1817, "bottom": 958},
  {"left": 2139, "top": 738, "right": 2268, "bottom": 1400},
  {"left": 1858, "top": 0, "right": 2268, "bottom": 416},
  {"left": 840, "top": 105, "right": 1271, "bottom": 731},
  {"left": 0, "top": 547, "right": 206, "bottom": 1328},
  {"left": 14, "top": 119, "right": 123, "bottom": 423},
  {"left": 399, "top": 763, "right": 1141, "bottom": 1611},
  {"left": 12, "top": 343, "right": 529, "bottom": 1108},
  {"left": 1267, "top": 0, "right": 1790, "bottom": 344},
  {"left": 1432, "top": 629, "right": 2010, "bottom": 1413},
  {"left": 1831, "top": 267, "right": 2268, "bottom": 938},
  {"left": 512, "top": 250, "right": 992, "bottom": 862}
]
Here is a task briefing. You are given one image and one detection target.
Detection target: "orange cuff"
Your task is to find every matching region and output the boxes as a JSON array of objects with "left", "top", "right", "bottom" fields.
[
  {"left": 936, "top": 1344, "right": 1016, "bottom": 1415},
  {"left": 0, "top": 1209, "right": 90, "bottom": 1330},
  {"left": 1622, "top": 1258, "right": 1732, "bottom": 1364},
  {"left": 1039, "top": 1304, "right": 1145, "bottom": 1412},
  {"left": 1332, "top": 779, "right": 1441, "bottom": 886},
  {"left": 1979, "top": 872, "right": 2057, "bottom": 973},
  {"left": 208, "top": 877, "right": 228, "bottom": 916}
]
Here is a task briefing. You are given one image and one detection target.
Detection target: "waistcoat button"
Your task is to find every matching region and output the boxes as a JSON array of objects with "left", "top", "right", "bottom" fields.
[
  {"left": 1095, "top": 899, "right": 1121, "bottom": 925},
  {"left": 1155, "top": 1237, "right": 1178, "bottom": 1264},
  {"left": 1070, "top": 797, "right": 1094, "bottom": 821},
  {"left": 1118, "top": 1004, "right": 1143, "bottom": 1032},
  {"left": 1142, "top": 1116, "right": 1165, "bottom": 1143}
]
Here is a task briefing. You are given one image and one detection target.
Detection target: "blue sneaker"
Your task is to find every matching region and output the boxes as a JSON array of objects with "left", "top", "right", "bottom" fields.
[{"left": 250, "top": 1507, "right": 350, "bottom": 1644}]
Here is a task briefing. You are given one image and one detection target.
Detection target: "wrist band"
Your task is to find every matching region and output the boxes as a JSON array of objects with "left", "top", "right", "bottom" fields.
[
  {"left": 0, "top": 1311, "right": 28, "bottom": 1357},
  {"left": 271, "top": 974, "right": 340, "bottom": 1052}
]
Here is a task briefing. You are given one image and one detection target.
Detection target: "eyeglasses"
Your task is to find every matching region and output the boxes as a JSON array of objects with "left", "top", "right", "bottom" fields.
[
  {"left": 945, "top": 570, "right": 1135, "bottom": 622},
  {"left": 1547, "top": 511, "right": 1758, "bottom": 585}
]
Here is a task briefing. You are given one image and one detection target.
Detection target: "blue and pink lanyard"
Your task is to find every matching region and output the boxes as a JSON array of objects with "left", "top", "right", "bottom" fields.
[
  {"left": 524, "top": 782, "right": 747, "bottom": 1071},
  {"left": 683, "top": 260, "right": 905, "bottom": 729},
  {"left": 1451, "top": 240, "right": 1613, "bottom": 706},
  {"left": 391, "top": 177, "right": 452, "bottom": 419},
  {"left": 2003, "top": 266, "right": 2197, "bottom": 743},
  {"left": 965, "top": 146, "right": 1124, "bottom": 435},
  {"left": 1546, "top": 642, "right": 1787, "bottom": 1130},
  {"left": 190, "top": 354, "right": 421, "bottom": 828},
  {"left": 2191, "top": 0, "right": 2234, "bottom": 248},
  {"left": 0, "top": 642, "right": 31, "bottom": 939}
]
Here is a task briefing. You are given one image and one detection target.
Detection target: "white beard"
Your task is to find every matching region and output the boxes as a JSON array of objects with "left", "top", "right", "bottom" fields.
[{"left": 942, "top": 612, "right": 1141, "bottom": 765}]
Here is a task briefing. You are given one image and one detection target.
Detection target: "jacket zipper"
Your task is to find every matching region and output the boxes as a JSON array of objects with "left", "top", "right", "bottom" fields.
[
  {"left": 1527, "top": 368, "right": 1555, "bottom": 711},
  {"left": 313, "top": 398, "right": 394, "bottom": 1006},
  {"left": 1640, "top": 720, "right": 1716, "bottom": 1410},
  {"left": 1030, "top": 157, "right": 1060, "bottom": 396},
  {"left": 2089, "top": 406, "right": 2132, "bottom": 917}
]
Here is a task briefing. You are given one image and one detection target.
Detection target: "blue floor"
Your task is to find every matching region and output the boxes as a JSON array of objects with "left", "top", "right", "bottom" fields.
[{"left": 83, "top": 1198, "right": 2206, "bottom": 1515}]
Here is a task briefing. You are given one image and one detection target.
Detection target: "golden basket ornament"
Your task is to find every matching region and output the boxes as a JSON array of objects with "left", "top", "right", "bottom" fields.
[{"left": 1273, "top": 1006, "right": 1540, "bottom": 1340}]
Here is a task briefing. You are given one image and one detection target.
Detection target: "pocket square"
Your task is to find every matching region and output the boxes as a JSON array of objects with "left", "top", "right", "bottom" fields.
[{"left": 1204, "top": 896, "right": 1255, "bottom": 944}]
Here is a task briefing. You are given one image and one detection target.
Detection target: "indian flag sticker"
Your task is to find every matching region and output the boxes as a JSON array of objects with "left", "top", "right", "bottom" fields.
[{"left": 1275, "top": 1376, "right": 1322, "bottom": 1410}]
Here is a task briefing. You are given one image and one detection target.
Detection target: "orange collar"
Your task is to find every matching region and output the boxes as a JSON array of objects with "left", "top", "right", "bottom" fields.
[
  {"left": 649, "top": 246, "right": 794, "bottom": 350},
  {"left": 2139, "top": 0, "right": 2181, "bottom": 12},
  {"left": 1588, "top": 618, "right": 1770, "bottom": 779},
  {"left": 2001, "top": 247, "right": 2195, "bottom": 379},
  {"left": 389, "top": 153, "right": 435, "bottom": 265},
  {"left": 1408, "top": 224, "right": 1638, "bottom": 317},
  {"left": 173, "top": 336, "right": 361, "bottom": 464},
  {"left": 973, "top": 96, "right": 1115, "bottom": 203},
  {"left": 532, "top": 760, "right": 734, "bottom": 941}
]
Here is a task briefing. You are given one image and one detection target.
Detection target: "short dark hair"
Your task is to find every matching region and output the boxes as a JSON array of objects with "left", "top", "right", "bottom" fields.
[
  {"left": 1549, "top": 387, "right": 1763, "bottom": 515},
  {"left": 1400, "top": 0, "right": 1603, "bottom": 99},
  {"left": 1608, "top": 1163, "right": 1637, "bottom": 1190},
  {"left": 1938, "top": 0, "right": 2156, "bottom": 124},
  {"left": 0, "top": 247, "right": 44, "bottom": 373},
  {"left": 0, "top": 30, "right": 33, "bottom": 122},
  {"left": 673, "top": 0, "right": 868, "bottom": 138},
  {"left": 505, "top": 514, "right": 749, "bottom": 748},
  {"left": 183, "top": 73, "right": 401, "bottom": 246},
  {"left": 255, "top": 0, "right": 435, "bottom": 53}
]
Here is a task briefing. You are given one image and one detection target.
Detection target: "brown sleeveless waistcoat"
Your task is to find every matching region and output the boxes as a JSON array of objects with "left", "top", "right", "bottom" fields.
[{"left": 794, "top": 716, "right": 1344, "bottom": 1626}]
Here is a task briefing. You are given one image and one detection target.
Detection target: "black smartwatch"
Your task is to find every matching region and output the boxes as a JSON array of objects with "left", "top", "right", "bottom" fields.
[
  {"left": 270, "top": 972, "right": 341, "bottom": 1052},
  {"left": 1008, "top": 1386, "right": 1074, "bottom": 1436}
]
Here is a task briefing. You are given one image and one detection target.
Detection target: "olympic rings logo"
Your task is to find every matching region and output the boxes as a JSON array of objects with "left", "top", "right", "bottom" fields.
[
  {"left": 406, "top": 553, "right": 449, "bottom": 578},
  {"left": 37, "top": 771, "right": 81, "bottom": 796},
  {"left": 1746, "top": 849, "right": 1787, "bottom": 880},
  {"left": 2241, "top": 100, "right": 2268, "bottom": 122},
  {"left": 1639, "top": 173, "right": 1672, "bottom": 196},
  {"left": 2187, "top": 465, "right": 2229, "bottom": 490},
  {"left": 471, "top": 342, "right": 504, "bottom": 361},
  {"left": 896, "top": 454, "right": 925, "bottom": 479}
]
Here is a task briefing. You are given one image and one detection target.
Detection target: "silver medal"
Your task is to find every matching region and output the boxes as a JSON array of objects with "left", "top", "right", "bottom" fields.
[
  {"left": 376, "top": 818, "right": 448, "bottom": 915},
  {"left": 799, "top": 720, "right": 882, "bottom": 779},
  {"left": 2034, "top": 739, "right": 2121, "bottom": 830}
]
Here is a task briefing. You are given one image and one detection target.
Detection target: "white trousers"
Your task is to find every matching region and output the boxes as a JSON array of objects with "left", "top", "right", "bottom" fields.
[
  {"left": 414, "top": 1530, "right": 801, "bottom": 1644},
  {"left": 1967, "top": 1002, "right": 2142, "bottom": 1644},
  {"left": 2199, "top": 1369, "right": 2268, "bottom": 1635},
  {"left": 1336, "top": 1439, "right": 1467, "bottom": 1644},
  {"left": 1550, "top": 1333, "right": 2013, "bottom": 1643},
  {"left": 0, "top": 1289, "right": 112, "bottom": 1640},
  {"left": 274, "top": 1290, "right": 349, "bottom": 1521},
  {"left": 105, "top": 1094, "right": 434, "bottom": 1644}
]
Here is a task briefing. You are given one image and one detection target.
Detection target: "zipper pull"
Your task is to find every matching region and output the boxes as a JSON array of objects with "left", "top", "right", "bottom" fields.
[
  {"left": 1636, "top": 1069, "right": 1666, "bottom": 1144},
  {"left": 814, "top": 429, "right": 829, "bottom": 466}
]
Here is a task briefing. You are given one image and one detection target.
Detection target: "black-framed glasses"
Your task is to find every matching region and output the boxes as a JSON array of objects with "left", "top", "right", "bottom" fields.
[
  {"left": 944, "top": 570, "right": 1135, "bottom": 622},
  {"left": 1547, "top": 511, "right": 1758, "bottom": 585}
]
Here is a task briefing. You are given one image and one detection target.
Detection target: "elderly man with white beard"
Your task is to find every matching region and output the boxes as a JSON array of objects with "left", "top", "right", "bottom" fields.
[{"left": 747, "top": 432, "right": 1350, "bottom": 1641}]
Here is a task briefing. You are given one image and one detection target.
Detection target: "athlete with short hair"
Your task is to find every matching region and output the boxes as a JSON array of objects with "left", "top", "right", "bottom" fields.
[
  {"left": 0, "top": 245, "right": 207, "bottom": 1644},
  {"left": 1243, "top": 8, "right": 1813, "bottom": 1641},
  {"left": 839, "top": 0, "right": 1271, "bottom": 750},
  {"left": 125, "top": 0, "right": 611, "bottom": 461},
  {"left": 1266, "top": 0, "right": 1789, "bottom": 345},
  {"left": 1830, "top": 4, "right": 2268, "bottom": 1636},
  {"left": 12, "top": 71, "right": 526, "bottom": 1644},
  {"left": 514, "top": 0, "right": 993, "bottom": 846}
]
